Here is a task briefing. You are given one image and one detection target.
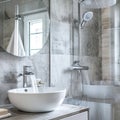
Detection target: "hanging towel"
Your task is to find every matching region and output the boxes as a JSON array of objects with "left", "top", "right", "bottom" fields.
[{"left": 6, "top": 19, "right": 26, "bottom": 57}]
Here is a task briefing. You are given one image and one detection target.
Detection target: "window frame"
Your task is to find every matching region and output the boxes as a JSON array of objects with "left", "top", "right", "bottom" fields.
[{"left": 24, "top": 12, "right": 47, "bottom": 56}]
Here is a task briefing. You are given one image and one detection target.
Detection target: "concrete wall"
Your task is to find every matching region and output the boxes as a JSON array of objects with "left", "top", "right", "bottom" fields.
[
  {"left": 50, "top": 0, "right": 102, "bottom": 97},
  {"left": 0, "top": 0, "right": 50, "bottom": 105},
  {"left": 101, "top": 0, "right": 120, "bottom": 85},
  {"left": 0, "top": 0, "right": 119, "bottom": 106}
]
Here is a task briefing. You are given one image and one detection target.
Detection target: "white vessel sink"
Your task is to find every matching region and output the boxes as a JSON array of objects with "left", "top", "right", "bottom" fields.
[{"left": 8, "top": 87, "right": 66, "bottom": 112}]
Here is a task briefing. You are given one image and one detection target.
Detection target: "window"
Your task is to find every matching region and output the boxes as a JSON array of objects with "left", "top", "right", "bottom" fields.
[
  {"left": 24, "top": 12, "right": 47, "bottom": 56},
  {"left": 29, "top": 20, "right": 43, "bottom": 55}
]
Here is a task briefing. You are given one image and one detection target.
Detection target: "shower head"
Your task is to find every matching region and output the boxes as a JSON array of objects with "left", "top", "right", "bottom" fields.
[
  {"left": 80, "top": 11, "right": 93, "bottom": 29},
  {"left": 82, "top": 11, "right": 93, "bottom": 22}
]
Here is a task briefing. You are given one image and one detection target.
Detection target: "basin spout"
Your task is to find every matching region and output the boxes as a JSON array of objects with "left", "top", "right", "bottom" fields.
[{"left": 23, "top": 66, "right": 34, "bottom": 88}]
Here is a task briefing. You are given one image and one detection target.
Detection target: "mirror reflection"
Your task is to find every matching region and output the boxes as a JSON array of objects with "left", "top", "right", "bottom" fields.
[{"left": 0, "top": 0, "right": 49, "bottom": 57}]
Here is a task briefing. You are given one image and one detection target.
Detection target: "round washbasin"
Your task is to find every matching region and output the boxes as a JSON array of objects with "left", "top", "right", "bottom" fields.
[{"left": 8, "top": 87, "right": 66, "bottom": 112}]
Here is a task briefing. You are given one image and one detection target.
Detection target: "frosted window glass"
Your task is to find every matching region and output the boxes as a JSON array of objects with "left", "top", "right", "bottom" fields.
[
  {"left": 30, "top": 20, "right": 42, "bottom": 33},
  {"left": 30, "top": 34, "right": 43, "bottom": 49}
]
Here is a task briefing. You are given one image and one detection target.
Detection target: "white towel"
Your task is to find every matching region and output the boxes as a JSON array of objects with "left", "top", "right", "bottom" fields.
[
  {"left": 6, "top": 19, "right": 26, "bottom": 57},
  {"left": 0, "top": 113, "right": 11, "bottom": 119}
]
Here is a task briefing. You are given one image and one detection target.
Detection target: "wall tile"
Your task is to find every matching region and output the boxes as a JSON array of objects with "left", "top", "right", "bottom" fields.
[
  {"left": 51, "top": 0, "right": 72, "bottom": 23},
  {"left": 51, "top": 54, "right": 72, "bottom": 96},
  {"left": 51, "top": 21, "right": 71, "bottom": 54}
]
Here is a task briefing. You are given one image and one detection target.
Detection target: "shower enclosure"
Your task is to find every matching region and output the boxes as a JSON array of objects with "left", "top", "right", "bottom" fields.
[{"left": 65, "top": 0, "right": 120, "bottom": 120}]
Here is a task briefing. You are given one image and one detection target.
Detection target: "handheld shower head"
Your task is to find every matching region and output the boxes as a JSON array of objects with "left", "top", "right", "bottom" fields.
[
  {"left": 80, "top": 11, "right": 93, "bottom": 29},
  {"left": 82, "top": 11, "right": 93, "bottom": 21}
]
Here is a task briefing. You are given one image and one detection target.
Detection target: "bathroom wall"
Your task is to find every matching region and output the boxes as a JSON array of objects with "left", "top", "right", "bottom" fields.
[
  {"left": 50, "top": 1, "right": 120, "bottom": 120},
  {"left": 101, "top": 0, "right": 120, "bottom": 85},
  {"left": 80, "top": 6, "right": 102, "bottom": 84},
  {"left": 50, "top": 0, "right": 102, "bottom": 97},
  {"left": 0, "top": 0, "right": 50, "bottom": 105},
  {"left": 50, "top": 0, "right": 73, "bottom": 95},
  {"left": 0, "top": 0, "right": 119, "bottom": 105},
  {"left": 50, "top": 0, "right": 120, "bottom": 91}
]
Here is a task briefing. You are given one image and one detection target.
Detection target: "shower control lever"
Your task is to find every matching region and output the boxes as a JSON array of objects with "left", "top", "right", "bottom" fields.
[{"left": 71, "top": 61, "right": 89, "bottom": 70}]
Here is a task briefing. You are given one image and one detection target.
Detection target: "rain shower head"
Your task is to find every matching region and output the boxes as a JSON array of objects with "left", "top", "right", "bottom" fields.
[
  {"left": 80, "top": 0, "right": 116, "bottom": 9},
  {"left": 80, "top": 11, "right": 93, "bottom": 29}
]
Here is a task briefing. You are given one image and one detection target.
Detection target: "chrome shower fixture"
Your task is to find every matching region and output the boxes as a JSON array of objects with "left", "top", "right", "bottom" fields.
[
  {"left": 71, "top": 61, "right": 89, "bottom": 70},
  {"left": 80, "top": 11, "right": 93, "bottom": 29}
]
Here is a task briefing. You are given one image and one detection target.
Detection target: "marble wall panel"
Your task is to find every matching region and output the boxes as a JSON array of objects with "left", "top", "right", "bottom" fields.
[
  {"left": 51, "top": 54, "right": 102, "bottom": 98},
  {"left": 0, "top": 83, "right": 16, "bottom": 105},
  {"left": 30, "top": 53, "right": 49, "bottom": 86},
  {"left": 0, "top": 0, "right": 50, "bottom": 105},
  {"left": 80, "top": 28, "right": 100, "bottom": 57},
  {"left": 51, "top": 54, "right": 72, "bottom": 96},
  {"left": 70, "top": 72, "right": 83, "bottom": 97},
  {"left": 101, "top": 0, "right": 120, "bottom": 29},
  {"left": 73, "top": 0, "right": 78, "bottom": 20},
  {"left": 102, "top": 57, "right": 111, "bottom": 81},
  {"left": 51, "top": 0, "right": 72, "bottom": 23},
  {"left": 101, "top": 8, "right": 111, "bottom": 30},
  {"left": 51, "top": 0, "right": 102, "bottom": 90},
  {"left": 101, "top": 3, "right": 120, "bottom": 83},
  {"left": 72, "top": 26, "right": 79, "bottom": 56},
  {"left": 0, "top": 9, "right": 3, "bottom": 46},
  {"left": 79, "top": 56, "right": 102, "bottom": 83},
  {"left": 43, "top": 0, "right": 49, "bottom": 10},
  {"left": 51, "top": 21, "right": 71, "bottom": 54},
  {"left": 79, "top": 8, "right": 101, "bottom": 57},
  {"left": 0, "top": 50, "right": 31, "bottom": 105},
  {"left": 0, "top": 49, "right": 49, "bottom": 105}
]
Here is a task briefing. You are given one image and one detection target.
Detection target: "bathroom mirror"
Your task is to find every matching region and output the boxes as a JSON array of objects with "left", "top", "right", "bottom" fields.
[{"left": 0, "top": 0, "right": 50, "bottom": 57}]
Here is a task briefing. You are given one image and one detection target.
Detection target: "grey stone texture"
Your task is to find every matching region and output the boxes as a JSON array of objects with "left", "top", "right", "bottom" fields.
[
  {"left": 51, "top": 0, "right": 102, "bottom": 98},
  {"left": 101, "top": 0, "right": 120, "bottom": 84},
  {"left": 0, "top": 48, "right": 49, "bottom": 105},
  {"left": 0, "top": 0, "right": 119, "bottom": 105},
  {"left": 0, "top": 0, "right": 50, "bottom": 105}
]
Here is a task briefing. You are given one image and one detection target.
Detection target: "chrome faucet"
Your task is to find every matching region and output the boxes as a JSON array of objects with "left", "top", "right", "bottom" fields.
[{"left": 23, "top": 66, "right": 34, "bottom": 88}]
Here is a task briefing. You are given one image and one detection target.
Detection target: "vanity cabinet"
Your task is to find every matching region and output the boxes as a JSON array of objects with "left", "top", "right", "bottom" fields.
[
  {"left": 4, "top": 104, "right": 89, "bottom": 120},
  {"left": 60, "top": 111, "right": 88, "bottom": 120}
]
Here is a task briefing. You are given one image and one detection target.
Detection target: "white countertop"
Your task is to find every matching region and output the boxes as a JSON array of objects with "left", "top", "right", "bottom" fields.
[{"left": 4, "top": 104, "right": 89, "bottom": 120}]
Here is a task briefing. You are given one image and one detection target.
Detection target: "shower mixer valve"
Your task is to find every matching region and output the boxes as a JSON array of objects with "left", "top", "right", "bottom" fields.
[{"left": 71, "top": 61, "right": 89, "bottom": 70}]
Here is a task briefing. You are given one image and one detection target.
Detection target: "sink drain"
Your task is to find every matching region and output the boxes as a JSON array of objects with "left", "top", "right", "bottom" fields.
[{"left": 24, "top": 89, "right": 28, "bottom": 92}]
